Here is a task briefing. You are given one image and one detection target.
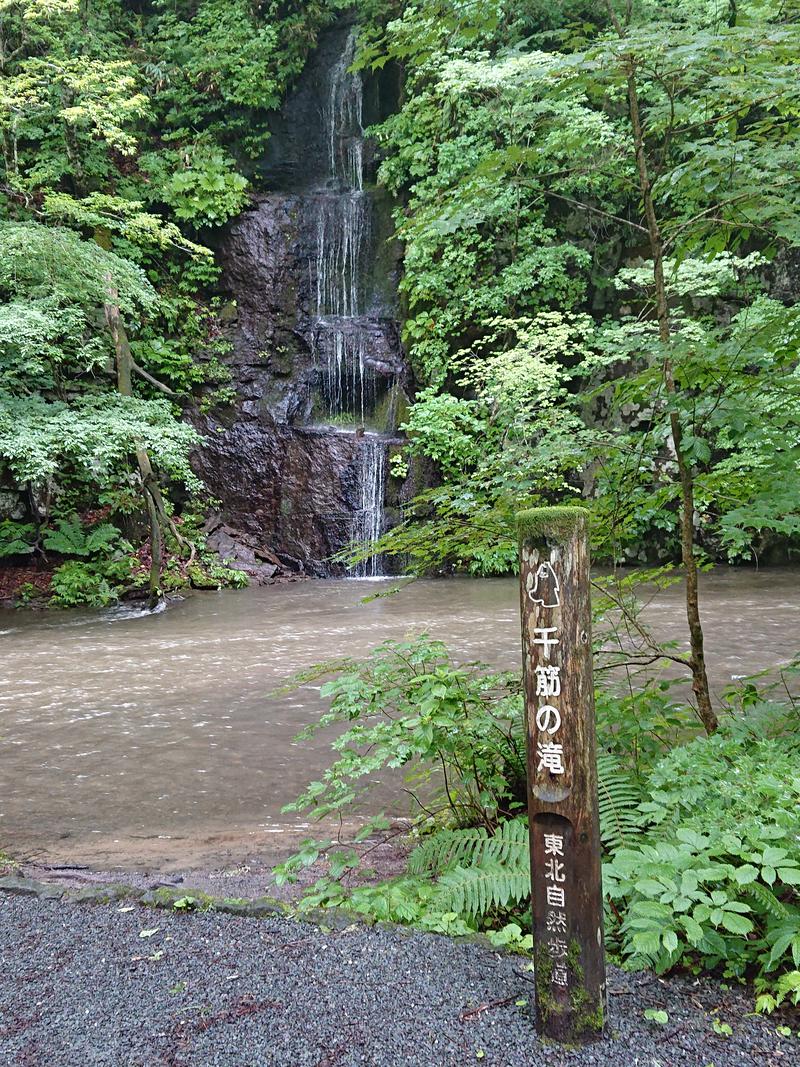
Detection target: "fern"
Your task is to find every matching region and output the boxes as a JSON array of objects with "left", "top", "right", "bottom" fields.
[
  {"left": 43, "top": 518, "right": 90, "bottom": 556},
  {"left": 0, "top": 520, "right": 35, "bottom": 557},
  {"left": 410, "top": 757, "right": 645, "bottom": 922},
  {"left": 745, "top": 881, "right": 789, "bottom": 921},
  {"left": 43, "top": 517, "right": 122, "bottom": 558},
  {"left": 408, "top": 818, "right": 530, "bottom": 919},
  {"left": 766, "top": 913, "right": 800, "bottom": 970},
  {"left": 85, "top": 523, "right": 122, "bottom": 555},
  {"left": 596, "top": 752, "right": 646, "bottom": 850},
  {"left": 435, "top": 860, "right": 531, "bottom": 919},
  {"left": 408, "top": 826, "right": 490, "bottom": 875}
]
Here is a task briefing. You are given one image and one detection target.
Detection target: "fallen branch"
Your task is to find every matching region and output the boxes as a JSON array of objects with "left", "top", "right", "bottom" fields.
[{"left": 459, "top": 995, "right": 518, "bottom": 1021}]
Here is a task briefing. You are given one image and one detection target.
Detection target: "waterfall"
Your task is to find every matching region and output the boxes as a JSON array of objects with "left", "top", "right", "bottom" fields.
[
  {"left": 324, "top": 26, "right": 364, "bottom": 190},
  {"left": 309, "top": 26, "right": 388, "bottom": 575},
  {"left": 312, "top": 318, "right": 375, "bottom": 425},
  {"left": 211, "top": 18, "right": 405, "bottom": 578},
  {"left": 352, "top": 436, "right": 386, "bottom": 578},
  {"left": 314, "top": 193, "right": 369, "bottom": 318}
]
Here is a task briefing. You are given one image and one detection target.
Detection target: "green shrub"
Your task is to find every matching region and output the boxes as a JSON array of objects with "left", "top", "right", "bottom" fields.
[
  {"left": 43, "top": 517, "right": 123, "bottom": 557},
  {"left": 154, "top": 146, "right": 249, "bottom": 227},
  {"left": 0, "top": 519, "right": 35, "bottom": 557},
  {"left": 604, "top": 712, "right": 800, "bottom": 991},
  {"left": 277, "top": 637, "right": 800, "bottom": 1008},
  {"left": 50, "top": 557, "right": 134, "bottom": 607},
  {"left": 276, "top": 635, "right": 527, "bottom": 837},
  {"left": 186, "top": 558, "right": 249, "bottom": 590}
]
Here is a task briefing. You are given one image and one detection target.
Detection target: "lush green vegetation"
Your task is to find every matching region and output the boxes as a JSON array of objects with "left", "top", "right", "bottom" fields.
[
  {"left": 276, "top": 632, "right": 800, "bottom": 1015},
  {"left": 0, "top": 0, "right": 344, "bottom": 606},
  {"left": 3, "top": 0, "right": 799, "bottom": 1025},
  {"left": 3, "top": 0, "right": 798, "bottom": 612},
  {"left": 344, "top": 0, "right": 800, "bottom": 736},
  {"left": 355, "top": 0, "right": 800, "bottom": 576}
]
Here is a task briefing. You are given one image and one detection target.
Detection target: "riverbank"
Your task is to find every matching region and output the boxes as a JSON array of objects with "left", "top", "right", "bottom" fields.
[
  {"left": 0, "top": 826, "right": 411, "bottom": 904},
  {"left": 1, "top": 889, "right": 795, "bottom": 1066}
]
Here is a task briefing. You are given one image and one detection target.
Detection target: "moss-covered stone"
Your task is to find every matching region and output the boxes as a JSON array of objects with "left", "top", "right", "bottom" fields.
[
  {"left": 141, "top": 886, "right": 216, "bottom": 910},
  {"left": 0, "top": 875, "right": 62, "bottom": 898},
  {"left": 65, "top": 884, "right": 138, "bottom": 905},
  {"left": 516, "top": 506, "right": 590, "bottom": 544},
  {"left": 0, "top": 849, "right": 20, "bottom": 874},
  {"left": 215, "top": 896, "right": 288, "bottom": 918}
]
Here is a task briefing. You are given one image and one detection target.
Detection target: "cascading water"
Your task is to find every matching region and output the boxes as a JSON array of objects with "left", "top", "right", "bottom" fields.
[
  {"left": 204, "top": 19, "right": 406, "bottom": 576},
  {"left": 313, "top": 319, "right": 375, "bottom": 424},
  {"left": 352, "top": 437, "right": 386, "bottom": 578},
  {"left": 314, "top": 195, "right": 368, "bottom": 317},
  {"left": 324, "top": 28, "right": 364, "bottom": 191},
  {"left": 310, "top": 26, "right": 390, "bottom": 575}
]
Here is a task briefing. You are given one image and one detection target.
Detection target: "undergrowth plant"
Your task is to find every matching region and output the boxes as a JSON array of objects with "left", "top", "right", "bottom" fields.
[
  {"left": 275, "top": 635, "right": 651, "bottom": 920},
  {"left": 603, "top": 706, "right": 800, "bottom": 1009},
  {"left": 276, "top": 635, "right": 800, "bottom": 1009}
]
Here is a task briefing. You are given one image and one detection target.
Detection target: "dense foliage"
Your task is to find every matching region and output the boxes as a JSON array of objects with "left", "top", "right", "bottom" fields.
[
  {"left": 0, "top": 0, "right": 344, "bottom": 605},
  {"left": 3, "top": 0, "right": 799, "bottom": 1027},
  {"left": 351, "top": 0, "right": 800, "bottom": 573},
  {"left": 276, "top": 634, "right": 800, "bottom": 1013},
  {"left": 4, "top": 0, "right": 799, "bottom": 607}
]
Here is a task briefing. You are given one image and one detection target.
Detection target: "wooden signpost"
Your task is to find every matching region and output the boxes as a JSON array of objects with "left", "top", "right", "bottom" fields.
[{"left": 517, "top": 506, "right": 607, "bottom": 1043}]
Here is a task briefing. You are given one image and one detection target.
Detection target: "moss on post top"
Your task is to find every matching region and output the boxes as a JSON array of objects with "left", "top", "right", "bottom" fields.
[{"left": 516, "top": 505, "right": 589, "bottom": 544}]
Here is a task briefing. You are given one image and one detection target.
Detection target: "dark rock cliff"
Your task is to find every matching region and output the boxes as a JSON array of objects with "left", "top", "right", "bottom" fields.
[{"left": 191, "top": 20, "right": 409, "bottom": 579}]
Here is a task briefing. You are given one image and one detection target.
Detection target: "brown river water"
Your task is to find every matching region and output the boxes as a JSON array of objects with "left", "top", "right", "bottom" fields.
[{"left": 1, "top": 570, "right": 798, "bottom": 870}]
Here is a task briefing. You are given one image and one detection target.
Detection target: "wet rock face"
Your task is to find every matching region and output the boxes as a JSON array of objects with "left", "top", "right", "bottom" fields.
[
  {"left": 192, "top": 20, "right": 409, "bottom": 577},
  {"left": 192, "top": 418, "right": 365, "bottom": 577}
]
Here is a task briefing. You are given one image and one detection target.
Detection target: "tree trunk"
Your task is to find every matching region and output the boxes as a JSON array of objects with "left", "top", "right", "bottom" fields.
[
  {"left": 143, "top": 479, "right": 162, "bottom": 610},
  {"left": 603, "top": 3, "right": 718, "bottom": 734},
  {"left": 104, "top": 280, "right": 164, "bottom": 608}
]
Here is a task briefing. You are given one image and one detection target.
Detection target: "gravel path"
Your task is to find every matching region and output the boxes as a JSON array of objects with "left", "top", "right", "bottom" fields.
[{"left": 0, "top": 894, "right": 796, "bottom": 1067}]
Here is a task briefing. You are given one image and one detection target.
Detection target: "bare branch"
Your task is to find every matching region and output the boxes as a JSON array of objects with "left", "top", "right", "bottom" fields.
[{"left": 131, "top": 361, "right": 181, "bottom": 399}]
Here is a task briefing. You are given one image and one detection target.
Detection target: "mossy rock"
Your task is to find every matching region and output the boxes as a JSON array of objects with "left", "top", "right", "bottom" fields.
[{"left": 187, "top": 564, "right": 222, "bottom": 589}]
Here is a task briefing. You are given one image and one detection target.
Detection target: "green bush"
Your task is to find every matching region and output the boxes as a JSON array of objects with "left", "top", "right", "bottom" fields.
[
  {"left": 276, "top": 635, "right": 527, "bottom": 837},
  {"left": 0, "top": 519, "right": 35, "bottom": 557},
  {"left": 50, "top": 557, "right": 134, "bottom": 607},
  {"left": 153, "top": 146, "right": 249, "bottom": 227},
  {"left": 604, "top": 712, "right": 800, "bottom": 993},
  {"left": 277, "top": 637, "right": 800, "bottom": 1008}
]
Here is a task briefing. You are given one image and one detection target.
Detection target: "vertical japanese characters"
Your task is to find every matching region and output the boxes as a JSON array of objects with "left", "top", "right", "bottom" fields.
[
  {"left": 528, "top": 560, "right": 571, "bottom": 987},
  {"left": 518, "top": 508, "right": 606, "bottom": 1043}
]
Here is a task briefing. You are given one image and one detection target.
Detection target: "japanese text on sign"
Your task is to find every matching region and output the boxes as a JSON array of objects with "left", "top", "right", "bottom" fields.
[{"left": 531, "top": 565, "right": 569, "bottom": 987}]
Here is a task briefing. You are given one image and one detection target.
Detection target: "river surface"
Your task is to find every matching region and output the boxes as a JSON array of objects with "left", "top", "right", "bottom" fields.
[{"left": 1, "top": 570, "right": 798, "bottom": 869}]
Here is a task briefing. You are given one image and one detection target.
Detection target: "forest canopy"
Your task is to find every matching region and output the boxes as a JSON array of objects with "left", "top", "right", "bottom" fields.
[{"left": 352, "top": 0, "right": 800, "bottom": 577}]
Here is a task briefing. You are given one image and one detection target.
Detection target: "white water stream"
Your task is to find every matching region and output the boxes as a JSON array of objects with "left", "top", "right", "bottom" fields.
[{"left": 310, "top": 27, "right": 390, "bottom": 575}]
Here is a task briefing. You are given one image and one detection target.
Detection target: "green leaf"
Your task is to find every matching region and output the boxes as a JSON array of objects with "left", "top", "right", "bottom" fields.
[
  {"left": 721, "top": 912, "right": 754, "bottom": 936},
  {"left": 662, "top": 929, "right": 679, "bottom": 953},
  {"left": 733, "top": 865, "right": 759, "bottom": 885},
  {"left": 644, "top": 1009, "right": 669, "bottom": 1025}
]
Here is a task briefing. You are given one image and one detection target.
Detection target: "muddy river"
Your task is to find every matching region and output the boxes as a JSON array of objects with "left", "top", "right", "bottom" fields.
[{"left": 1, "top": 570, "right": 798, "bottom": 869}]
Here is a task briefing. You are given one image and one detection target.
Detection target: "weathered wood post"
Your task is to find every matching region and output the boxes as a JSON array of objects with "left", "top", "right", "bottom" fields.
[{"left": 517, "top": 506, "right": 606, "bottom": 1042}]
